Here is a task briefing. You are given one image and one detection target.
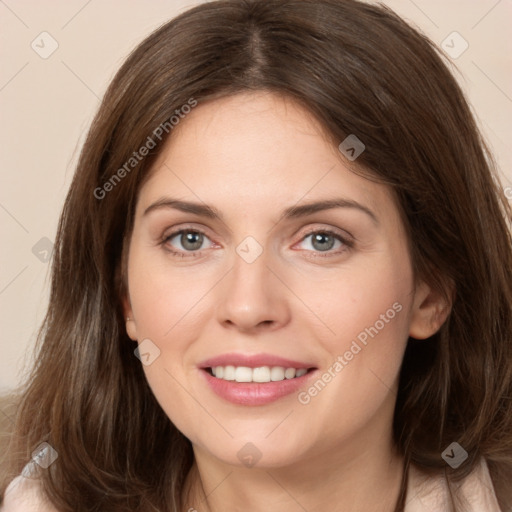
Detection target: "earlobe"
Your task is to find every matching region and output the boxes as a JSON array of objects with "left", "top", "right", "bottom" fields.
[
  {"left": 122, "top": 296, "right": 138, "bottom": 341},
  {"left": 409, "top": 280, "right": 452, "bottom": 340},
  {"left": 125, "top": 317, "right": 138, "bottom": 341}
]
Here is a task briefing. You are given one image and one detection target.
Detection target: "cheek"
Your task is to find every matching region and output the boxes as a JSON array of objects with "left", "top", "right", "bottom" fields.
[
  {"left": 297, "top": 254, "right": 412, "bottom": 356},
  {"left": 126, "top": 247, "right": 224, "bottom": 430},
  {"left": 294, "top": 254, "right": 412, "bottom": 419},
  {"left": 127, "top": 263, "right": 211, "bottom": 438},
  {"left": 127, "top": 246, "right": 215, "bottom": 341}
]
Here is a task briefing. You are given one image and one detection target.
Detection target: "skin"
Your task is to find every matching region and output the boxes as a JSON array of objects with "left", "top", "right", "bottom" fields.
[{"left": 123, "top": 92, "right": 449, "bottom": 512}]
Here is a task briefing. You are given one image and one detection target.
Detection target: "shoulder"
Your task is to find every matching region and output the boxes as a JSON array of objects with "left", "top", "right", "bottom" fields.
[
  {"left": 1, "top": 468, "right": 58, "bottom": 512},
  {"left": 405, "top": 457, "right": 502, "bottom": 512}
]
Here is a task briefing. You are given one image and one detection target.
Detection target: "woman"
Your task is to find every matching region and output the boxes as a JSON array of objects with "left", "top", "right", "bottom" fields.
[{"left": 1, "top": 0, "right": 511, "bottom": 510}]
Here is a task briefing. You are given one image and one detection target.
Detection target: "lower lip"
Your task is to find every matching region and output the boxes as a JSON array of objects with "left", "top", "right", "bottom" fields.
[{"left": 201, "top": 369, "right": 316, "bottom": 406}]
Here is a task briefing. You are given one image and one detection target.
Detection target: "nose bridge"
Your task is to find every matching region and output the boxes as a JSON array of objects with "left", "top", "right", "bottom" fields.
[
  {"left": 232, "top": 242, "right": 269, "bottom": 293},
  {"left": 216, "top": 236, "right": 289, "bottom": 331}
]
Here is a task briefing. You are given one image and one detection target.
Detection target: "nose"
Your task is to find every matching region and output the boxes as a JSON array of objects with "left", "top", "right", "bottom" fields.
[{"left": 216, "top": 246, "right": 291, "bottom": 334}]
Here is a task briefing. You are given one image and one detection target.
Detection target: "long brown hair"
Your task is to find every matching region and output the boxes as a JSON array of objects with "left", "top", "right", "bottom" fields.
[{"left": 2, "top": 1, "right": 511, "bottom": 510}]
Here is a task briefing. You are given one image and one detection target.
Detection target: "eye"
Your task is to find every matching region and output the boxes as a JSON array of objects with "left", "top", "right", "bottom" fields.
[
  {"left": 296, "top": 230, "right": 352, "bottom": 255},
  {"left": 163, "top": 229, "right": 213, "bottom": 255}
]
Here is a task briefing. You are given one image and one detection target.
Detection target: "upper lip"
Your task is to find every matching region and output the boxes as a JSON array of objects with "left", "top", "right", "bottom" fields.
[{"left": 199, "top": 353, "right": 315, "bottom": 370}]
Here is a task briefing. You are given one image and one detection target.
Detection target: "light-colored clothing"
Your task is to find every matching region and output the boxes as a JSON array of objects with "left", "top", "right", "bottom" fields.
[
  {"left": 1, "top": 458, "right": 503, "bottom": 511},
  {"left": 2, "top": 462, "right": 58, "bottom": 512},
  {"left": 405, "top": 458, "right": 502, "bottom": 511}
]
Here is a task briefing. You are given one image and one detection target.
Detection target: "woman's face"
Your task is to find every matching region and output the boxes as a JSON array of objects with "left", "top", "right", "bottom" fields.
[{"left": 123, "top": 92, "right": 438, "bottom": 469}]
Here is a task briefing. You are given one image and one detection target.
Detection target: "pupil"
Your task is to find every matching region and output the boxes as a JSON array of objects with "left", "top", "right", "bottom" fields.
[
  {"left": 182, "top": 232, "right": 203, "bottom": 250},
  {"left": 312, "top": 233, "right": 334, "bottom": 251}
]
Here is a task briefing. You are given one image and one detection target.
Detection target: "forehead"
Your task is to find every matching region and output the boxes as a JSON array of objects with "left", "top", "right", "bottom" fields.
[{"left": 137, "top": 92, "right": 394, "bottom": 221}]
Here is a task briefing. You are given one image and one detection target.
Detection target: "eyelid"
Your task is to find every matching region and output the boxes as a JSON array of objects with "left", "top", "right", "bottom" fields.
[
  {"left": 160, "top": 222, "right": 214, "bottom": 241},
  {"left": 300, "top": 224, "right": 354, "bottom": 240}
]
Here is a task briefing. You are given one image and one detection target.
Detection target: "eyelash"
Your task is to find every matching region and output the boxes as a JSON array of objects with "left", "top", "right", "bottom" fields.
[{"left": 161, "top": 226, "right": 354, "bottom": 259}]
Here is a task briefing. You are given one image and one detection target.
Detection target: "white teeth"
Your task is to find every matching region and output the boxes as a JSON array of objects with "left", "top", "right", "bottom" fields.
[
  {"left": 235, "top": 366, "right": 253, "bottom": 382},
  {"left": 223, "top": 365, "right": 236, "bottom": 381},
  {"left": 284, "top": 368, "right": 296, "bottom": 379},
  {"left": 210, "top": 365, "right": 309, "bottom": 383},
  {"left": 253, "top": 366, "right": 271, "bottom": 382},
  {"left": 270, "top": 367, "right": 285, "bottom": 381}
]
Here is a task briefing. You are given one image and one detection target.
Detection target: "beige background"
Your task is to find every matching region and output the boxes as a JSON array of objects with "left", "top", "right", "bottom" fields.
[{"left": 1, "top": 0, "right": 511, "bottom": 394}]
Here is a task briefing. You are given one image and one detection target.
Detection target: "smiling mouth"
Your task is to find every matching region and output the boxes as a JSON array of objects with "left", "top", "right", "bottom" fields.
[{"left": 206, "top": 366, "right": 315, "bottom": 383}]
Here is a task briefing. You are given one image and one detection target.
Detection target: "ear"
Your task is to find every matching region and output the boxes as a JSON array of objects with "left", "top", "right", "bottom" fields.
[
  {"left": 409, "top": 279, "right": 453, "bottom": 340},
  {"left": 117, "top": 241, "right": 139, "bottom": 342},
  {"left": 121, "top": 293, "right": 139, "bottom": 341}
]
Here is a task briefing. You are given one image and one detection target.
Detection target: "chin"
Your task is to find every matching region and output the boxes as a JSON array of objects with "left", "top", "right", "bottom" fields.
[{"left": 192, "top": 431, "right": 312, "bottom": 470}]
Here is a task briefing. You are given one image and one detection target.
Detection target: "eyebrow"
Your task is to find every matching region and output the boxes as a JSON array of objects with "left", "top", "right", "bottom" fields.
[{"left": 143, "top": 197, "right": 378, "bottom": 224}]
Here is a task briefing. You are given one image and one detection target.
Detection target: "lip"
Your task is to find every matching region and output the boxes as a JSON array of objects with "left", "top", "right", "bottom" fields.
[
  {"left": 199, "top": 352, "right": 314, "bottom": 370},
  {"left": 198, "top": 353, "right": 317, "bottom": 406}
]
